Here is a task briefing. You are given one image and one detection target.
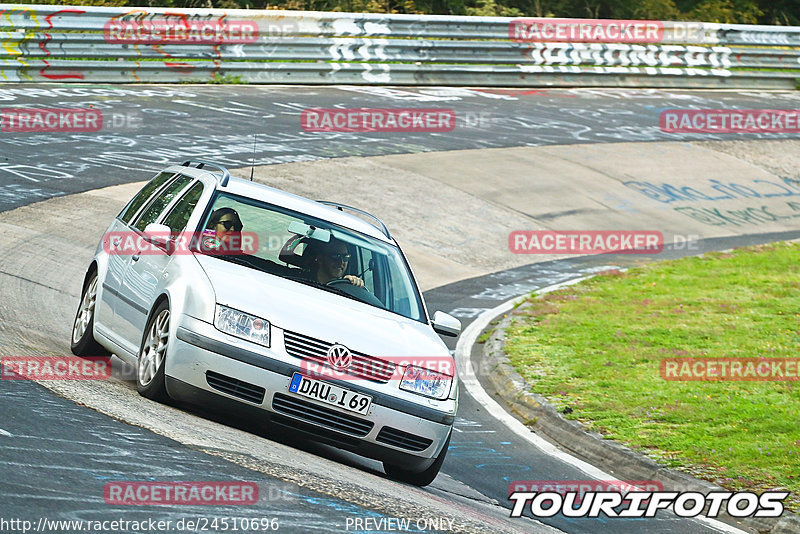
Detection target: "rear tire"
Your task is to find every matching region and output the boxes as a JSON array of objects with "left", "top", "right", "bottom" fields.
[
  {"left": 383, "top": 432, "right": 451, "bottom": 487},
  {"left": 136, "top": 300, "right": 171, "bottom": 402},
  {"left": 70, "top": 271, "right": 109, "bottom": 357}
]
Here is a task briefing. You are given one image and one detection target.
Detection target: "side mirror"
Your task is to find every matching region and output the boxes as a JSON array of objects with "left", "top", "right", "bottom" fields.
[
  {"left": 143, "top": 223, "right": 171, "bottom": 248},
  {"left": 431, "top": 311, "right": 461, "bottom": 337}
]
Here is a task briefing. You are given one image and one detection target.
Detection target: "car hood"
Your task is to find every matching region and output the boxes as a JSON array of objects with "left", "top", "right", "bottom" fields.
[{"left": 194, "top": 254, "right": 448, "bottom": 358}]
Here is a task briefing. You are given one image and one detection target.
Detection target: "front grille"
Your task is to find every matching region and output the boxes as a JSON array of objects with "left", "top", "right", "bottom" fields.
[
  {"left": 283, "top": 330, "right": 395, "bottom": 383},
  {"left": 376, "top": 427, "right": 433, "bottom": 452},
  {"left": 206, "top": 371, "right": 265, "bottom": 404},
  {"left": 272, "top": 393, "right": 374, "bottom": 437},
  {"left": 270, "top": 414, "right": 361, "bottom": 448}
]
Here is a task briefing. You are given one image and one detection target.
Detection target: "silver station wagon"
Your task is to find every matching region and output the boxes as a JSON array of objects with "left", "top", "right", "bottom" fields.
[{"left": 71, "top": 161, "right": 461, "bottom": 485}]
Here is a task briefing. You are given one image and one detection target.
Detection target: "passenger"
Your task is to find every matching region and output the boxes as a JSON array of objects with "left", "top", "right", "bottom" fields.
[
  {"left": 205, "top": 208, "right": 244, "bottom": 253},
  {"left": 305, "top": 238, "right": 364, "bottom": 287}
]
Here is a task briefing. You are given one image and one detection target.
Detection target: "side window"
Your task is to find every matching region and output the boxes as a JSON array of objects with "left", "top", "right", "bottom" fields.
[
  {"left": 357, "top": 247, "right": 375, "bottom": 292},
  {"left": 387, "top": 258, "right": 414, "bottom": 318},
  {"left": 357, "top": 247, "right": 387, "bottom": 305},
  {"left": 162, "top": 181, "right": 204, "bottom": 236},
  {"left": 118, "top": 172, "right": 175, "bottom": 225},
  {"left": 133, "top": 175, "right": 192, "bottom": 232},
  {"left": 202, "top": 195, "right": 295, "bottom": 264}
]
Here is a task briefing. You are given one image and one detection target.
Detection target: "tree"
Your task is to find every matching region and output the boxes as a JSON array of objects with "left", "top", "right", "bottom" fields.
[
  {"left": 6, "top": 0, "right": 796, "bottom": 24},
  {"left": 757, "top": 0, "right": 800, "bottom": 25},
  {"left": 684, "top": 0, "right": 762, "bottom": 23},
  {"left": 631, "top": 0, "right": 680, "bottom": 20},
  {"left": 465, "top": 0, "right": 523, "bottom": 16}
]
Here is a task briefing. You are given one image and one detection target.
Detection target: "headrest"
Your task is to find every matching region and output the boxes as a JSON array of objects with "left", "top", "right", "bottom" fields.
[{"left": 278, "top": 234, "right": 309, "bottom": 268}]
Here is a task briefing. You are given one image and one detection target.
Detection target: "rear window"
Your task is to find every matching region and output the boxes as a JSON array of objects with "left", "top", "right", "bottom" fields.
[
  {"left": 162, "top": 181, "right": 205, "bottom": 236},
  {"left": 133, "top": 175, "right": 193, "bottom": 232},
  {"left": 118, "top": 172, "right": 175, "bottom": 225}
]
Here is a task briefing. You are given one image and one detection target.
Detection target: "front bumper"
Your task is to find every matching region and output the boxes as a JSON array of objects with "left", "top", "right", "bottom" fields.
[{"left": 167, "top": 314, "right": 455, "bottom": 466}]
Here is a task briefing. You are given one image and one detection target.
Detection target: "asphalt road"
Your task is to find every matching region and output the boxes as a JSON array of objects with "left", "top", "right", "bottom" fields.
[
  {"left": 2, "top": 84, "right": 799, "bottom": 212},
  {"left": 0, "top": 379, "right": 386, "bottom": 532},
  {"left": 2, "top": 84, "right": 799, "bottom": 534}
]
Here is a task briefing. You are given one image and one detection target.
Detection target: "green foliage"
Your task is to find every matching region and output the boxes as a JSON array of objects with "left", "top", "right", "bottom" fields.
[
  {"left": 6, "top": 0, "right": 794, "bottom": 24},
  {"left": 759, "top": 0, "right": 800, "bottom": 25},
  {"left": 180, "top": 72, "right": 247, "bottom": 83},
  {"left": 465, "top": 0, "right": 523, "bottom": 17},
  {"left": 685, "top": 0, "right": 762, "bottom": 23},
  {"left": 209, "top": 72, "right": 247, "bottom": 83},
  {"left": 16, "top": 0, "right": 131, "bottom": 6},
  {"left": 476, "top": 327, "right": 496, "bottom": 344},
  {"left": 630, "top": 0, "right": 680, "bottom": 20}
]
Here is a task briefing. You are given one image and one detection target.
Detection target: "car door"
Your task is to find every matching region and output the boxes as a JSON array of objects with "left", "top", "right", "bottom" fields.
[
  {"left": 114, "top": 174, "right": 197, "bottom": 354},
  {"left": 96, "top": 171, "right": 177, "bottom": 344}
]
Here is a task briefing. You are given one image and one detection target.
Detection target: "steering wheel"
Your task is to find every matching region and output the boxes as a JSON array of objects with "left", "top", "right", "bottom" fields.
[
  {"left": 325, "top": 278, "right": 384, "bottom": 308},
  {"left": 325, "top": 278, "right": 355, "bottom": 288}
]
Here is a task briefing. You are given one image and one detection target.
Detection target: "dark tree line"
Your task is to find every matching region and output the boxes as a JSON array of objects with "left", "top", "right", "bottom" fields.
[{"left": 16, "top": 0, "right": 800, "bottom": 25}]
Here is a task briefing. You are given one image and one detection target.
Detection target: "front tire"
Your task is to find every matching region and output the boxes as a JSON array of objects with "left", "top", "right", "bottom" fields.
[
  {"left": 383, "top": 432, "right": 451, "bottom": 487},
  {"left": 137, "top": 301, "right": 170, "bottom": 402},
  {"left": 71, "top": 271, "right": 109, "bottom": 357}
]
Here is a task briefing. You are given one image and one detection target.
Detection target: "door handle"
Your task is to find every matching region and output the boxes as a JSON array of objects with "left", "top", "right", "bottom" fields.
[
  {"left": 111, "top": 237, "right": 121, "bottom": 246},
  {"left": 131, "top": 255, "right": 140, "bottom": 262}
]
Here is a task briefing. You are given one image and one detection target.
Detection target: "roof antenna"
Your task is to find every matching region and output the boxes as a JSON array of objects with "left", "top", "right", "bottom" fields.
[{"left": 249, "top": 133, "right": 256, "bottom": 182}]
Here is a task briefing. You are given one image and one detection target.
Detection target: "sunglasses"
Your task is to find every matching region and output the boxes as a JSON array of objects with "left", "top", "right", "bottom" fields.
[
  {"left": 216, "top": 219, "right": 241, "bottom": 231},
  {"left": 329, "top": 253, "right": 350, "bottom": 262}
]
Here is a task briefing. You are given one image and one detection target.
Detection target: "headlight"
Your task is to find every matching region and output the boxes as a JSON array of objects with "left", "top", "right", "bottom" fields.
[
  {"left": 399, "top": 366, "right": 452, "bottom": 400},
  {"left": 214, "top": 305, "right": 270, "bottom": 347}
]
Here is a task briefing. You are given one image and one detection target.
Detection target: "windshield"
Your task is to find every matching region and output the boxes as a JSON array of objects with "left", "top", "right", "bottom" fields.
[{"left": 197, "top": 192, "right": 426, "bottom": 322}]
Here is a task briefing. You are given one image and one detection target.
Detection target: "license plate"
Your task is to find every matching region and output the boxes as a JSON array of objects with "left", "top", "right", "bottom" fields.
[{"left": 288, "top": 373, "right": 372, "bottom": 416}]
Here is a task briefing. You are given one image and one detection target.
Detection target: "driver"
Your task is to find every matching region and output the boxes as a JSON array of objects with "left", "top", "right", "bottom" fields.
[{"left": 305, "top": 238, "right": 364, "bottom": 287}]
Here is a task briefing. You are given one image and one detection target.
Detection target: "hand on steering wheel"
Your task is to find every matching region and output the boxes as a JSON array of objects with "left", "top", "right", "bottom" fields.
[
  {"left": 326, "top": 275, "right": 364, "bottom": 288},
  {"left": 344, "top": 275, "right": 364, "bottom": 288}
]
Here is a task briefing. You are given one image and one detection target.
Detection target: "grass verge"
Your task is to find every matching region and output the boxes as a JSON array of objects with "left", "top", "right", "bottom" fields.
[{"left": 504, "top": 241, "right": 800, "bottom": 510}]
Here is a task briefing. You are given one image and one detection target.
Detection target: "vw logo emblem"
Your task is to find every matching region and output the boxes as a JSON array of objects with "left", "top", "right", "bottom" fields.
[{"left": 327, "top": 344, "right": 352, "bottom": 371}]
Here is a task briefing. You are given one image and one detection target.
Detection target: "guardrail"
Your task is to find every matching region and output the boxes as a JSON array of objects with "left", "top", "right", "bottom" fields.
[{"left": 0, "top": 4, "right": 798, "bottom": 87}]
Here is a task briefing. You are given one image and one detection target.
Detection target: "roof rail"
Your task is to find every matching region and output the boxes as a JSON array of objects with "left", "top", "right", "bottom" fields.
[
  {"left": 317, "top": 201, "right": 392, "bottom": 240},
  {"left": 181, "top": 160, "right": 231, "bottom": 187}
]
